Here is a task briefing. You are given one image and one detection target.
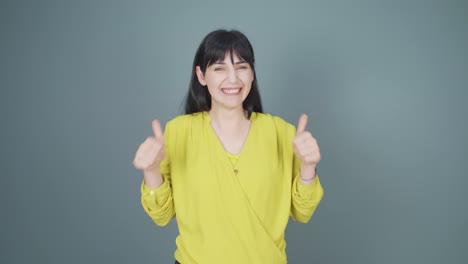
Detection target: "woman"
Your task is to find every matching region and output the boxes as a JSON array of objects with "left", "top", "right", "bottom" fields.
[{"left": 133, "top": 29, "right": 324, "bottom": 264}]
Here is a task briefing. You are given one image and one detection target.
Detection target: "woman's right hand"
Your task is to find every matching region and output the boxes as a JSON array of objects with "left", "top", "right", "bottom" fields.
[{"left": 133, "top": 119, "right": 166, "bottom": 172}]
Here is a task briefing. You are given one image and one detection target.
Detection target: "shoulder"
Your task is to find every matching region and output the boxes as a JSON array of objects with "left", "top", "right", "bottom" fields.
[
  {"left": 163, "top": 112, "right": 206, "bottom": 148},
  {"left": 253, "top": 112, "right": 296, "bottom": 137},
  {"left": 254, "top": 112, "right": 295, "bottom": 130},
  {"left": 165, "top": 112, "right": 205, "bottom": 129}
]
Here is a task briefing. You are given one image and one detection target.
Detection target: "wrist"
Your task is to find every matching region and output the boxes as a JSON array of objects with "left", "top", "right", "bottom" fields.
[
  {"left": 143, "top": 168, "right": 163, "bottom": 189},
  {"left": 300, "top": 175, "right": 315, "bottom": 182},
  {"left": 300, "top": 164, "right": 316, "bottom": 179}
]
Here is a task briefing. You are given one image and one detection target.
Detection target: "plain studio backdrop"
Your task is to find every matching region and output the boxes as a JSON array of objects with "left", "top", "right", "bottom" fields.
[{"left": 1, "top": 0, "right": 467, "bottom": 263}]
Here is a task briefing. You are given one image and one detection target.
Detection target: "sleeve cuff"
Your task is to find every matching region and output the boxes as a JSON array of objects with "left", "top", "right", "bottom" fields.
[
  {"left": 141, "top": 176, "right": 171, "bottom": 207},
  {"left": 294, "top": 174, "right": 321, "bottom": 199}
]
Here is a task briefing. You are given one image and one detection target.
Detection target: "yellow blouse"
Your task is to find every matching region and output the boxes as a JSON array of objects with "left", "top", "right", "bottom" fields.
[
  {"left": 141, "top": 111, "right": 324, "bottom": 264},
  {"left": 226, "top": 151, "right": 240, "bottom": 168}
]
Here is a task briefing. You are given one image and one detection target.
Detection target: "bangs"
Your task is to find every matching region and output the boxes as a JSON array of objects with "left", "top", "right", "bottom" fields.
[{"left": 199, "top": 31, "right": 255, "bottom": 70}]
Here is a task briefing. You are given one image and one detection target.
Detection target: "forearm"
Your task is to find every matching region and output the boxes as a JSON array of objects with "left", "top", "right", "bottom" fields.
[
  {"left": 141, "top": 171, "right": 174, "bottom": 226},
  {"left": 291, "top": 175, "right": 324, "bottom": 223}
]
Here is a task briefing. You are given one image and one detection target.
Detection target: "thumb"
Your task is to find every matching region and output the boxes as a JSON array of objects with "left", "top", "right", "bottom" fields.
[
  {"left": 152, "top": 119, "right": 163, "bottom": 139},
  {"left": 296, "top": 114, "right": 308, "bottom": 134}
]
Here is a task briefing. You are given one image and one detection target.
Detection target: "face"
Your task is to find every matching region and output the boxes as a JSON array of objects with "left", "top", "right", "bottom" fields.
[{"left": 196, "top": 52, "right": 254, "bottom": 111}]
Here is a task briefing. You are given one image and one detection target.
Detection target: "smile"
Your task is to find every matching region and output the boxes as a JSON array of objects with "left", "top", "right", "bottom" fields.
[{"left": 221, "top": 88, "right": 242, "bottom": 95}]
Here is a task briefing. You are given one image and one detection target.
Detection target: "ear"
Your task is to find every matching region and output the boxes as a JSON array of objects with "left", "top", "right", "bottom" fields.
[{"left": 196, "top": 66, "right": 207, "bottom": 86}]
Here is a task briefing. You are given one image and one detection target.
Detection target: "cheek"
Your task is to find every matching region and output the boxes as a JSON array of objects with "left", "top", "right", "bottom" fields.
[
  {"left": 240, "top": 72, "right": 254, "bottom": 84},
  {"left": 205, "top": 75, "right": 222, "bottom": 88}
]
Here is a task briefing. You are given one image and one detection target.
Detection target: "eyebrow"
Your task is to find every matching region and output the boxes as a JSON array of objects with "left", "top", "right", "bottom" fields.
[{"left": 212, "top": 60, "right": 248, "bottom": 65}]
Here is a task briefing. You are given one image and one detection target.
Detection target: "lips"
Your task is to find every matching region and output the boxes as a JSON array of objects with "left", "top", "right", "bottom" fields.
[{"left": 221, "top": 88, "right": 242, "bottom": 95}]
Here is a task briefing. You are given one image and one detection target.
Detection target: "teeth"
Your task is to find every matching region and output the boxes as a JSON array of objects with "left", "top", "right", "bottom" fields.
[{"left": 222, "top": 88, "right": 241, "bottom": 94}]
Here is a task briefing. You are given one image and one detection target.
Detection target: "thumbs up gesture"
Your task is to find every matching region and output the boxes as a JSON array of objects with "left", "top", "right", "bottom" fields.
[
  {"left": 293, "top": 114, "right": 321, "bottom": 168},
  {"left": 133, "top": 119, "right": 166, "bottom": 172}
]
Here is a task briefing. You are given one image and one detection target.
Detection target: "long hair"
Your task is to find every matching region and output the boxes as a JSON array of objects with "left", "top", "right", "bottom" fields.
[{"left": 183, "top": 29, "right": 263, "bottom": 117}]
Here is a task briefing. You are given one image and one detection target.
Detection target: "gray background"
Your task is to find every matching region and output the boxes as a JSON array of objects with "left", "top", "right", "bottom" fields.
[{"left": 1, "top": 0, "right": 467, "bottom": 263}]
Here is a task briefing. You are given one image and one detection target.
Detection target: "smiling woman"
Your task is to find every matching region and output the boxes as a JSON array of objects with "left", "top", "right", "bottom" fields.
[
  {"left": 195, "top": 52, "right": 254, "bottom": 112},
  {"left": 133, "top": 29, "right": 324, "bottom": 264},
  {"left": 185, "top": 30, "right": 262, "bottom": 117}
]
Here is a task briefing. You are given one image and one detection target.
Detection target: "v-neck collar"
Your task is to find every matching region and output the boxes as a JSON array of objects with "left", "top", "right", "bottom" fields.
[{"left": 202, "top": 111, "right": 257, "bottom": 172}]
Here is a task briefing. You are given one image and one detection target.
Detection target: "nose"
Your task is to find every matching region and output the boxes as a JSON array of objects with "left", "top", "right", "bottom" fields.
[{"left": 227, "top": 67, "right": 238, "bottom": 82}]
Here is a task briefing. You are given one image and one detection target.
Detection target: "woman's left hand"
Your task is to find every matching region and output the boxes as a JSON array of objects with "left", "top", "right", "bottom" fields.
[{"left": 293, "top": 114, "right": 321, "bottom": 176}]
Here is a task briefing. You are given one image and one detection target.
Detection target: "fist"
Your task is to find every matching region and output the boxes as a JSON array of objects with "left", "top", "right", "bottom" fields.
[
  {"left": 293, "top": 114, "right": 321, "bottom": 166},
  {"left": 133, "top": 119, "right": 165, "bottom": 171}
]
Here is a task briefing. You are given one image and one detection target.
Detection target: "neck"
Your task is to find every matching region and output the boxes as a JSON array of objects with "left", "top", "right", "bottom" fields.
[{"left": 208, "top": 107, "right": 248, "bottom": 130}]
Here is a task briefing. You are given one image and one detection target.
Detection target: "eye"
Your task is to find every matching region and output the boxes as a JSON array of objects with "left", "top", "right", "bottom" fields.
[
  {"left": 236, "top": 65, "right": 249, "bottom": 70},
  {"left": 213, "top": 67, "right": 224, "bottom": 71}
]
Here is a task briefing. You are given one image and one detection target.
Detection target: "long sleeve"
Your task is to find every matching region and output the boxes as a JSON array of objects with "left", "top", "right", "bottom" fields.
[
  {"left": 140, "top": 174, "right": 175, "bottom": 226},
  {"left": 290, "top": 144, "right": 324, "bottom": 223},
  {"left": 290, "top": 173, "right": 324, "bottom": 223},
  {"left": 140, "top": 123, "right": 175, "bottom": 226}
]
